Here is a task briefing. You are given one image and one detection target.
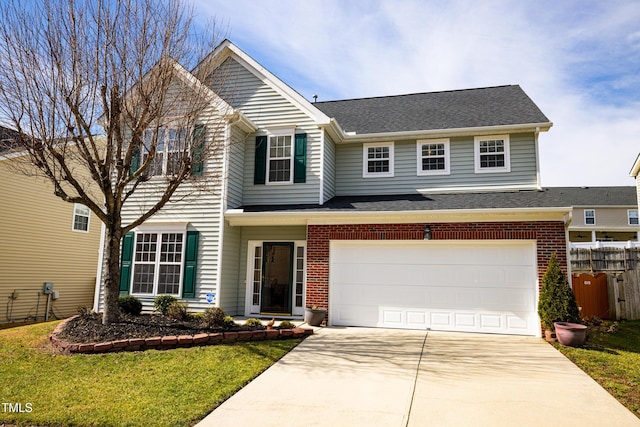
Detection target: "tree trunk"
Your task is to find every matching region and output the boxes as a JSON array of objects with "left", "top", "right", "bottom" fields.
[{"left": 102, "top": 227, "right": 123, "bottom": 325}]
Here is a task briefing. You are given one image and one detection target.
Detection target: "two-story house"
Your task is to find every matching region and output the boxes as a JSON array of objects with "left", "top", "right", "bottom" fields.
[
  {"left": 1, "top": 127, "right": 101, "bottom": 324},
  {"left": 96, "top": 40, "right": 575, "bottom": 337}
]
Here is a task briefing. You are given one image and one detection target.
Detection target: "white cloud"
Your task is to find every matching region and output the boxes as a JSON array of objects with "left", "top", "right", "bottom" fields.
[{"left": 192, "top": 0, "right": 640, "bottom": 186}]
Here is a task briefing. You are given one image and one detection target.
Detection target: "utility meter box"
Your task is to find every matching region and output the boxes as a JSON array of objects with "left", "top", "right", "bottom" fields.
[{"left": 43, "top": 282, "right": 54, "bottom": 294}]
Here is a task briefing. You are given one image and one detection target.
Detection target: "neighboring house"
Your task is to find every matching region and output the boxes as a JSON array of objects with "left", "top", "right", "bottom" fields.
[
  {"left": 96, "top": 39, "right": 579, "bottom": 337},
  {"left": 553, "top": 186, "right": 639, "bottom": 248},
  {"left": 0, "top": 127, "right": 102, "bottom": 324}
]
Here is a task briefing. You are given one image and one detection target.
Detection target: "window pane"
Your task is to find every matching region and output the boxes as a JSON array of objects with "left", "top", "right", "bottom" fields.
[
  {"left": 133, "top": 264, "right": 155, "bottom": 294},
  {"left": 368, "top": 160, "right": 389, "bottom": 173},
  {"left": 158, "top": 265, "right": 180, "bottom": 295},
  {"left": 480, "top": 154, "right": 505, "bottom": 168},
  {"left": 269, "top": 159, "right": 291, "bottom": 182}
]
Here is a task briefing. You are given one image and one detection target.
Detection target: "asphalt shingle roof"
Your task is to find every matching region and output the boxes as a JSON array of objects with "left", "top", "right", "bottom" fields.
[
  {"left": 314, "top": 85, "right": 550, "bottom": 135},
  {"left": 240, "top": 187, "right": 637, "bottom": 213}
]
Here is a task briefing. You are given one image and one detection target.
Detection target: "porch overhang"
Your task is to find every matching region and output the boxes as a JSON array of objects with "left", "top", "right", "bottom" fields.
[{"left": 224, "top": 207, "right": 572, "bottom": 227}]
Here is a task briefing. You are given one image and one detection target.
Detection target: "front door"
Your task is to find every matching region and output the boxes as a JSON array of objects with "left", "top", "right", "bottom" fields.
[{"left": 260, "top": 242, "right": 293, "bottom": 314}]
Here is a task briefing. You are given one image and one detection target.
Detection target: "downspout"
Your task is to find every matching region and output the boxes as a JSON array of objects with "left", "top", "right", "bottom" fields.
[
  {"left": 564, "top": 210, "right": 574, "bottom": 285},
  {"left": 93, "top": 221, "right": 106, "bottom": 312},
  {"left": 534, "top": 127, "right": 542, "bottom": 190},
  {"left": 319, "top": 128, "right": 325, "bottom": 205},
  {"left": 215, "top": 123, "right": 231, "bottom": 310}
]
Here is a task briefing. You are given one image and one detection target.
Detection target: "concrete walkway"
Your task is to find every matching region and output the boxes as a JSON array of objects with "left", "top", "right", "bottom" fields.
[{"left": 196, "top": 328, "right": 640, "bottom": 427}]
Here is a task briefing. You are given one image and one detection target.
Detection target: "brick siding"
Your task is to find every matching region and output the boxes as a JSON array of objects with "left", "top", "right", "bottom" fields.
[{"left": 306, "top": 222, "right": 567, "bottom": 312}]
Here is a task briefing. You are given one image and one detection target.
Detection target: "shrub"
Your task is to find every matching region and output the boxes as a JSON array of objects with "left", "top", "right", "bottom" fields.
[
  {"left": 202, "top": 307, "right": 226, "bottom": 328},
  {"left": 244, "top": 318, "right": 263, "bottom": 328},
  {"left": 166, "top": 301, "right": 190, "bottom": 321},
  {"left": 153, "top": 295, "right": 178, "bottom": 315},
  {"left": 538, "top": 252, "right": 580, "bottom": 331},
  {"left": 278, "top": 320, "right": 296, "bottom": 329},
  {"left": 223, "top": 316, "right": 236, "bottom": 329},
  {"left": 117, "top": 295, "right": 143, "bottom": 316}
]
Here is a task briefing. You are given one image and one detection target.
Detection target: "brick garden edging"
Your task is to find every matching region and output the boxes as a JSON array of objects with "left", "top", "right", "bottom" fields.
[{"left": 49, "top": 316, "right": 313, "bottom": 354}]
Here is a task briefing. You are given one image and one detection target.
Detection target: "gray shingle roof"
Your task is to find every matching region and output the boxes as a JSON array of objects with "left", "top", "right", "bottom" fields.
[
  {"left": 0, "top": 126, "right": 21, "bottom": 153},
  {"left": 314, "top": 85, "right": 550, "bottom": 135},
  {"left": 240, "top": 187, "right": 637, "bottom": 213}
]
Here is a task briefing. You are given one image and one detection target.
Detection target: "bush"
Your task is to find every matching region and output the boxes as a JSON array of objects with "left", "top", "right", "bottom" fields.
[
  {"left": 538, "top": 252, "right": 580, "bottom": 331},
  {"left": 244, "top": 318, "right": 263, "bottom": 328},
  {"left": 202, "top": 307, "right": 226, "bottom": 328},
  {"left": 223, "top": 316, "right": 236, "bottom": 329},
  {"left": 154, "top": 295, "right": 178, "bottom": 315},
  {"left": 166, "top": 301, "right": 190, "bottom": 321},
  {"left": 117, "top": 295, "right": 143, "bottom": 316},
  {"left": 278, "top": 320, "right": 296, "bottom": 329}
]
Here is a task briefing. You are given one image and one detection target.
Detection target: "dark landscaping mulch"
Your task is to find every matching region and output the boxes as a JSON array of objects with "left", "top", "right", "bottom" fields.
[{"left": 58, "top": 313, "right": 264, "bottom": 344}]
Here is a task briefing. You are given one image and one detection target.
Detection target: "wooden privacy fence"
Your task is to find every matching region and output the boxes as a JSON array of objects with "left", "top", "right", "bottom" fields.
[
  {"left": 570, "top": 247, "right": 640, "bottom": 272},
  {"left": 570, "top": 248, "right": 640, "bottom": 320}
]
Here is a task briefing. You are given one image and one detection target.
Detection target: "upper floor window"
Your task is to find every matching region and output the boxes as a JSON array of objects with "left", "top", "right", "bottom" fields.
[
  {"left": 629, "top": 209, "right": 639, "bottom": 225},
  {"left": 72, "top": 203, "right": 90, "bottom": 232},
  {"left": 417, "top": 139, "right": 450, "bottom": 176},
  {"left": 142, "top": 128, "right": 186, "bottom": 176},
  {"left": 363, "top": 142, "right": 394, "bottom": 178},
  {"left": 474, "top": 135, "right": 510, "bottom": 173},
  {"left": 267, "top": 129, "right": 294, "bottom": 184},
  {"left": 584, "top": 209, "right": 596, "bottom": 225}
]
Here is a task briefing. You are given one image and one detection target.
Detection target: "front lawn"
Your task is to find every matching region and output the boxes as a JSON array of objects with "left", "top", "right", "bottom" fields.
[
  {"left": 555, "top": 319, "right": 640, "bottom": 419},
  {"left": 0, "top": 321, "right": 301, "bottom": 427}
]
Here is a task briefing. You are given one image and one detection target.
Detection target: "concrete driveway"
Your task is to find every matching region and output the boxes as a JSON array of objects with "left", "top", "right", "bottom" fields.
[{"left": 196, "top": 328, "right": 640, "bottom": 427}]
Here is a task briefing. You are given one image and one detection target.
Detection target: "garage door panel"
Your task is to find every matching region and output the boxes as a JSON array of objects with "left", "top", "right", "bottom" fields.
[{"left": 329, "top": 241, "right": 538, "bottom": 336}]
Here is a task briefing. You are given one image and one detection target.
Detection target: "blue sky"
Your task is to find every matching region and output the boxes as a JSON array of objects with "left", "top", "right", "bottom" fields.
[{"left": 191, "top": 0, "right": 640, "bottom": 187}]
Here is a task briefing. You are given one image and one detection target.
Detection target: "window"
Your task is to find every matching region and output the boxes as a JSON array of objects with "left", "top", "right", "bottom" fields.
[
  {"left": 629, "top": 209, "right": 639, "bottom": 225},
  {"left": 267, "top": 132, "right": 293, "bottom": 183},
  {"left": 474, "top": 135, "right": 510, "bottom": 173},
  {"left": 417, "top": 139, "right": 450, "bottom": 175},
  {"left": 72, "top": 204, "right": 90, "bottom": 232},
  {"left": 363, "top": 142, "right": 394, "bottom": 177},
  {"left": 142, "top": 128, "right": 187, "bottom": 176},
  {"left": 132, "top": 232, "right": 184, "bottom": 296},
  {"left": 584, "top": 209, "right": 596, "bottom": 225}
]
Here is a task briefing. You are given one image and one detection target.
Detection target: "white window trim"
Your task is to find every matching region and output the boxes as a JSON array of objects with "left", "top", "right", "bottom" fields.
[
  {"left": 363, "top": 141, "right": 394, "bottom": 178},
  {"left": 72, "top": 203, "right": 90, "bottom": 233},
  {"left": 474, "top": 134, "right": 511, "bottom": 173},
  {"left": 628, "top": 209, "right": 638, "bottom": 226},
  {"left": 266, "top": 127, "right": 295, "bottom": 185},
  {"left": 417, "top": 138, "right": 450, "bottom": 176},
  {"left": 130, "top": 224, "right": 187, "bottom": 297},
  {"left": 245, "top": 240, "right": 306, "bottom": 317},
  {"left": 584, "top": 209, "right": 596, "bottom": 225}
]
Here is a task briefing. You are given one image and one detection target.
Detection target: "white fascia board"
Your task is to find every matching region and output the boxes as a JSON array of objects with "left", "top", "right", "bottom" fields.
[
  {"left": 224, "top": 206, "right": 571, "bottom": 227},
  {"left": 337, "top": 122, "right": 553, "bottom": 144},
  {"left": 630, "top": 153, "right": 640, "bottom": 177},
  {"left": 206, "top": 41, "right": 332, "bottom": 126}
]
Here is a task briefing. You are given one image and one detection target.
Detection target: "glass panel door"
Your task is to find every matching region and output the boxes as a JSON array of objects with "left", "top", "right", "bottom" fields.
[{"left": 261, "top": 242, "right": 293, "bottom": 314}]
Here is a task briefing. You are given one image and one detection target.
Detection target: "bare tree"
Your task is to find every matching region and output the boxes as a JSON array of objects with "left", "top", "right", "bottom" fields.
[{"left": 0, "top": 0, "right": 226, "bottom": 324}]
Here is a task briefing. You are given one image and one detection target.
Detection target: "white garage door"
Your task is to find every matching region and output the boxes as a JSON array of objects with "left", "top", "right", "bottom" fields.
[{"left": 329, "top": 240, "right": 539, "bottom": 336}]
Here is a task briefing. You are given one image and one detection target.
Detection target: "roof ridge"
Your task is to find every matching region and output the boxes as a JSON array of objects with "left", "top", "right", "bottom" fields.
[{"left": 314, "top": 85, "right": 518, "bottom": 104}]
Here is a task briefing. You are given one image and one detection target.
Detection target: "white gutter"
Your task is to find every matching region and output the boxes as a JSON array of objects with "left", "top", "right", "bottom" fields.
[{"left": 333, "top": 122, "right": 553, "bottom": 144}]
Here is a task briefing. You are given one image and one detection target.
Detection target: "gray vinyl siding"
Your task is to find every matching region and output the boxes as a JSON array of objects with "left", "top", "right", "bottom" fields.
[
  {"left": 218, "top": 222, "right": 242, "bottom": 314},
  {"left": 323, "top": 131, "right": 336, "bottom": 203},
  {"left": 210, "top": 57, "right": 321, "bottom": 205},
  {"left": 234, "top": 226, "right": 307, "bottom": 315},
  {"left": 226, "top": 125, "right": 246, "bottom": 209},
  {"left": 335, "top": 133, "right": 538, "bottom": 196},
  {"left": 97, "top": 125, "right": 226, "bottom": 314}
]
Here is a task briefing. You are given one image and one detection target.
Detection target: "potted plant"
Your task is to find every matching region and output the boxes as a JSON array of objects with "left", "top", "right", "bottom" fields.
[
  {"left": 538, "top": 252, "right": 586, "bottom": 347},
  {"left": 304, "top": 305, "right": 326, "bottom": 326}
]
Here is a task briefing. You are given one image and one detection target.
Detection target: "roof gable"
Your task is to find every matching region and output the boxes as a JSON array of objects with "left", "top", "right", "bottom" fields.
[{"left": 195, "top": 39, "right": 331, "bottom": 126}]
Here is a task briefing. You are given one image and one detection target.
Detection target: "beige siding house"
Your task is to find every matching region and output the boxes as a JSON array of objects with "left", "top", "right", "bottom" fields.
[{"left": 0, "top": 130, "right": 101, "bottom": 324}]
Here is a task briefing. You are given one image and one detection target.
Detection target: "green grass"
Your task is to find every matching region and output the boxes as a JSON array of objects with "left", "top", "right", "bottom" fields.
[
  {"left": 555, "top": 319, "right": 640, "bottom": 419},
  {"left": 0, "top": 321, "right": 302, "bottom": 427}
]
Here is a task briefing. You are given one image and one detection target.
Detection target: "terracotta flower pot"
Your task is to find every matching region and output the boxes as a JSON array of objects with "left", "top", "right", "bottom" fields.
[{"left": 554, "top": 322, "right": 587, "bottom": 347}]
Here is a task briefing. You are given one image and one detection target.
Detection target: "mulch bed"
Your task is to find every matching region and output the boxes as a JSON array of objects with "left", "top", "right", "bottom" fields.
[{"left": 57, "top": 313, "right": 264, "bottom": 344}]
